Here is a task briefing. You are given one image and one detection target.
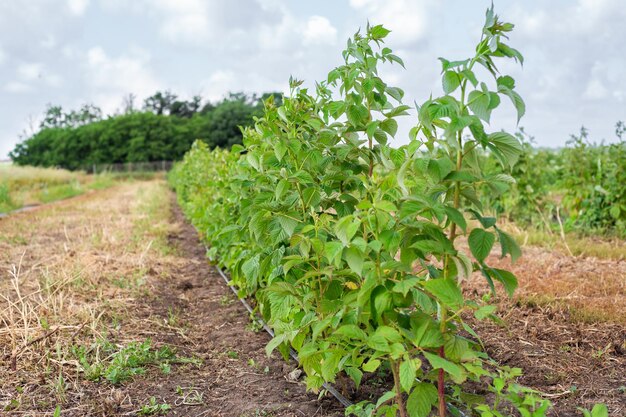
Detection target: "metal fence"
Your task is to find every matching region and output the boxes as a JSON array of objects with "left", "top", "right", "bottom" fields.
[{"left": 85, "top": 160, "right": 174, "bottom": 174}]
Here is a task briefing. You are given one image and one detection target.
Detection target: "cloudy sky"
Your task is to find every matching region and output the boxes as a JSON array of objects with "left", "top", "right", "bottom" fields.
[{"left": 0, "top": 0, "right": 625, "bottom": 158}]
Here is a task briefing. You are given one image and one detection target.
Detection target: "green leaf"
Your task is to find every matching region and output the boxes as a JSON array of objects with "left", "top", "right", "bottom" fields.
[
  {"left": 334, "top": 324, "right": 367, "bottom": 340},
  {"left": 496, "top": 228, "right": 521, "bottom": 262},
  {"left": 423, "top": 351, "right": 464, "bottom": 381},
  {"left": 407, "top": 382, "right": 438, "bottom": 417},
  {"left": 444, "top": 206, "right": 466, "bottom": 233},
  {"left": 590, "top": 404, "right": 608, "bottom": 417},
  {"left": 344, "top": 246, "right": 365, "bottom": 275},
  {"left": 393, "top": 277, "right": 420, "bottom": 296},
  {"left": 423, "top": 278, "right": 463, "bottom": 310},
  {"left": 362, "top": 358, "right": 381, "bottom": 372},
  {"left": 302, "top": 187, "right": 321, "bottom": 207},
  {"left": 276, "top": 213, "right": 299, "bottom": 238},
  {"left": 474, "top": 304, "right": 497, "bottom": 320},
  {"left": 380, "top": 118, "right": 398, "bottom": 137},
  {"left": 324, "top": 241, "right": 344, "bottom": 265},
  {"left": 412, "top": 316, "right": 444, "bottom": 348},
  {"left": 467, "top": 90, "right": 492, "bottom": 122},
  {"left": 347, "top": 104, "right": 369, "bottom": 126},
  {"left": 367, "top": 334, "right": 390, "bottom": 352},
  {"left": 488, "top": 132, "right": 523, "bottom": 168},
  {"left": 399, "top": 359, "right": 417, "bottom": 393},
  {"left": 386, "top": 86, "right": 404, "bottom": 102},
  {"left": 265, "top": 333, "right": 287, "bottom": 357},
  {"left": 334, "top": 216, "right": 360, "bottom": 246},
  {"left": 442, "top": 71, "right": 461, "bottom": 94},
  {"left": 370, "top": 25, "right": 391, "bottom": 40},
  {"left": 489, "top": 267, "right": 518, "bottom": 297},
  {"left": 468, "top": 229, "right": 495, "bottom": 263}
]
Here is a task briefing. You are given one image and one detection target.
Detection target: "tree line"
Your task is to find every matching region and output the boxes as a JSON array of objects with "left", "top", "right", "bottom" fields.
[{"left": 9, "top": 91, "right": 282, "bottom": 170}]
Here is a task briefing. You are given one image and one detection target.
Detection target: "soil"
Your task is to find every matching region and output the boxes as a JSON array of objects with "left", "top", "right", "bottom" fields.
[
  {"left": 1, "top": 181, "right": 624, "bottom": 417},
  {"left": 464, "top": 247, "right": 626, "bottom": 416},
  {"left": 0, "top": 182, "right": 343, "bottom": 417},
  {"left": 121, "top": 199, "right": 344, "bottom": 417}
]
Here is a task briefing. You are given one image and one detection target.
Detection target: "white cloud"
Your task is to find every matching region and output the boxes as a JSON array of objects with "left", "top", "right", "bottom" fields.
[
  {"left": 303, "top": 16, "right": 337, "bottom": 46},
  {"left": 67, "top": 0, "right": 90, "bottom": 16},
  {"left": 41, "top": 34, "right": 57, "bottom": 49},
  {"left": 349, "top": 0, "right": 437, "bottom": 45},
  {"left": 84, "top": 46, "right": 161, "bottom": 113},
  {"left": 4, "top": 81, "right": 32, "bottom": 93},
  {"left": 200, "top": 69, "right": 286, "bottom": 102},
  {"left": 17, "top": 63, "right": 43, "bottom": 81},
  {"left": 14, "top": 62, "right": 62, "bottom": 88}
]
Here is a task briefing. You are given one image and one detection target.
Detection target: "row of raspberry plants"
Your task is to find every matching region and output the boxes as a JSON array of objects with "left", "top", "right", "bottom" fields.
[{"left": 171, "top": 7, "right": 564, "bottom": 417}]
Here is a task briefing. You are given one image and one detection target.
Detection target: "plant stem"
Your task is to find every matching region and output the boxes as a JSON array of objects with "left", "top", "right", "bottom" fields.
[
  {"left": 391, "top": 360, "right": 408, "bottom": 417},
  {"left": 438, "top": 345, "right": 446, "bottom": 417}
]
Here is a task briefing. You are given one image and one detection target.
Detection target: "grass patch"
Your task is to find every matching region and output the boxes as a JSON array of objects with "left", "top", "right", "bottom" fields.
[
  {"left": 133, "top": 182, "right": 174, "bottom": 256},
  {"left": 37, "top": 181, "right": 83, "bottom": 203},
  {"left": 71, "top": 338, "right": 198, "bottom": 385},
  {"left": 501, "top": 222, "right": 625, "bottom": 260},
  {"left": 517, "top": 295, "right": 621, "bottom": 324}
]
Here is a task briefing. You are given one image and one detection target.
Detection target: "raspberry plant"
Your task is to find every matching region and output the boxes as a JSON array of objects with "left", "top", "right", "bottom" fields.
[{"left": 171, "top": 6, "right": 558, "bottom": 417}]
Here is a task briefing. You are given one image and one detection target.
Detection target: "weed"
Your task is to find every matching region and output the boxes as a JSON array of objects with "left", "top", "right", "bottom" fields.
[
  {"left": 71, "top": 338, "right": 182, "bottom": 384},
  {"left": 138, "top": 397, "right": 171, "bottom": 415}
]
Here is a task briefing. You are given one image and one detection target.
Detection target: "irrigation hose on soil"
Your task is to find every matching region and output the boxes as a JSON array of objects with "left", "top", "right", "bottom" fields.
[
  {"left": 202, "top": 243, "right": 469, "bottom": 416},
  {"left": 214, "top": 264, "right": 353, "bottom": 408}
]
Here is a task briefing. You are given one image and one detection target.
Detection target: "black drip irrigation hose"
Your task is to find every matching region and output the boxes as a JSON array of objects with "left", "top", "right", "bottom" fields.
[
  {"left": 202, "top": 245, "right": 469, "bottom": 416},
  {"left": 213, "top": 263, "right": 353, "bottom": 408}
]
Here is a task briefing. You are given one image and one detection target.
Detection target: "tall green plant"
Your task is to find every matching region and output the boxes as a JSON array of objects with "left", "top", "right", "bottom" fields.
[{"left": 171, "top": 6, "right": 558, "bottom": 417}]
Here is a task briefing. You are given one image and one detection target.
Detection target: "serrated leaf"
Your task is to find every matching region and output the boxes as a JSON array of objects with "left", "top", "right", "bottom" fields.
[
  {"left": 423, "top": 278, "right": 463, "bottom": 310},
  {"left": 370, "top": 25, "right": 391, "bottom": 40},
  {"left": 489, "top": 267, "right": 518, "bottom": 297},
  {"left": 423, "top": 352, "right": 464, "bottom": 381},
  {"left": 399, "top": 359, "right": 417, "bottom": 393},
  {"left": 444, "top": 206, "right": 467, "bottom": 233},
  {"left": 488, "top": 132, "right": 523, "bottom": 168},
  {"left": 380, "top": 118, "right": 398, "bottom": 137},
  {"left": 344, "top": 246, "right": 364, "bottom": 275},
  {"left": 468, "top": 229, "right": 495, "bottom": 262},
  {"left": 347, "top": 104, "right": 369, "bottom": 126},
  {"left": 407, "top": 382, "right": 438, "bottom": 417},
  {"left": 496, "top": 228, "right": 521, "bottom": 262},
  {"left": 362, "top": 358, "right": 381, "bottom": 373},
  {"left": 442, "top": 71, "right": 461, "bottom": 94}
]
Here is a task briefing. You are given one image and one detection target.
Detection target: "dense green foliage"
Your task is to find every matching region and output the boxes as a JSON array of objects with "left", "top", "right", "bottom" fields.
[
  {"left": 485, "top": 124, "right": 626, "bottom": 237},
  {"left": 170, "top": 9, "right": 566, "bottom": 417},
  {"left": 9, "top": 92, "right": 280, "bottom": 170}
]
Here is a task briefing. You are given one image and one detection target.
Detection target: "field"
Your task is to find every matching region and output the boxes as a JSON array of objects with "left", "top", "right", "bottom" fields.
[
  {"left": 2, "top": 5, "right": 625, "bottom": 417},
  {"left": 0, "top": 179, "right": 623, "bottom": 416},
  {"left": 0, "top": 164, "right": 114, "bottom": 214},
  {"left": 0, "top": 181, "right": 344, "bottom": 416}
]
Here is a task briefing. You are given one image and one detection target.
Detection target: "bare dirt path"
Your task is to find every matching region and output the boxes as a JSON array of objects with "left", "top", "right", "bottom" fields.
[{"left": 0, "top": 180, "right": 342, "bottom": 417}]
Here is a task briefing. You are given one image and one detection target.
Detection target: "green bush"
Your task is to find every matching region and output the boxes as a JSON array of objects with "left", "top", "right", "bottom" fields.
[
  {"left": 9, "top": 94, "right": 266, "bottom": 170},
  {"left": 170, "top": 8, "right": 565, "bottom": 417}
]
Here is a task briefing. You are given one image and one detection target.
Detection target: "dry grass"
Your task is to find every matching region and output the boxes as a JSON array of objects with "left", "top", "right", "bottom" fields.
[
  {"left": 0, "top": 165, "right": 118, "bottom": 213},
  {"left": 0, "top": 180, "right": 184, "bottom": 415},
  {"left": 499, "top": 220, "right": 626, "bottom": 261},
  {"left": 0, "top": 164, "right": 84, "bottom": 187}
]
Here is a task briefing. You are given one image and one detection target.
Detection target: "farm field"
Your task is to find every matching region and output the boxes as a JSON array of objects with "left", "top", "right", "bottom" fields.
[
  {"left": 0, "top": 181, "right": 623, "bottom": 416},
  {"left": 0, "top": 180, "right": 343, "bottom": 416},
  {"left": 2, "top": 3, "right": 625, "bottom": 417},
  {"left": 0, "top": 164, "right": 114, "bottom": 215}
]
